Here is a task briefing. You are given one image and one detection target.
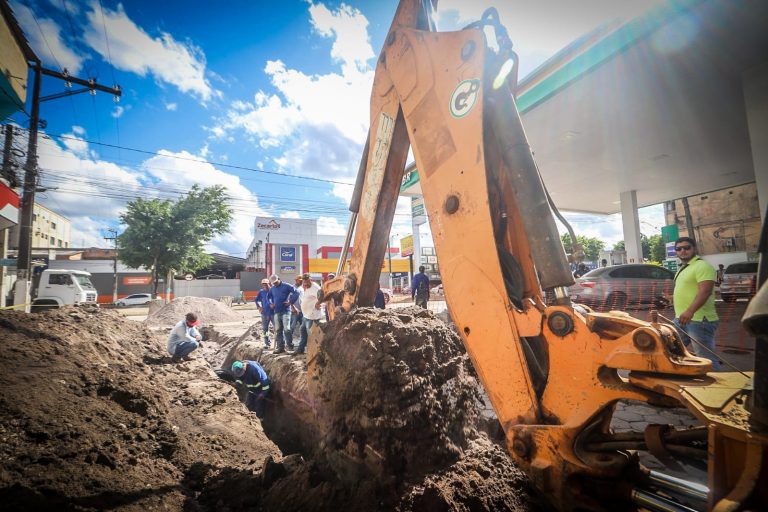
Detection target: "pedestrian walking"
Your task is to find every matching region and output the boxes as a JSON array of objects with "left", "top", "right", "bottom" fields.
[
  {"left": 255, "top": 278, "right": 273, "bottom": 348},
  {"left": 167, "top": 312, "right": 203, "bottom": 362},
  {"left": 374, "top": 283, "right": 386, "bottom": 309},
  {"left": 267, "top": 274, "right": 299, "bottom": 353},
  {"left": 412, "top": 266, "right": 430, "bottom": 309},
  {"left": 294, "top": 273, "right": 323, "bottom": 355},
  {"left": 231, "top": 360, "right": 270, "bottom": 418},
  {"left": 672, "top": 237, "right": 720, "bottom": 370}
]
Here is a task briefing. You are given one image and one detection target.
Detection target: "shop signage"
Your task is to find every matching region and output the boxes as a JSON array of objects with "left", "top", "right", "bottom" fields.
[
  {"left": 257, "top": 220, "right": 281, "bottom": 230},
  {"left": 280, "top": 265, "right": 296, "bottom": 272},
  {"left": 400, "top": 168, "right": 419, "bottom": 192},
  {"left": 400, "top": 235, "right": 414, "bottom": 257},
  {"left": 122, "top": 276, "right": 152, "bottom": 285},
  {"left": 281, "top": 247, "right": 296, "bottom": 262},
  {"left": 412, "top": 197, "right": 425, "bottom": 217}
]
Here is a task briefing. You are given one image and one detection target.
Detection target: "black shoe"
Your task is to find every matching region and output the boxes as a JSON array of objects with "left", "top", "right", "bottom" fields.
[
  {"left": 171, "top": 356, "right": 181, "bottom": 363},
  {"left": 291, "top": 350, "right": 305, "bottom": 356},
  {"left": 286, "top": 345, "right": 295, "bottom": 351},
  {"left": 273, "top": 349, "right": 285, "bottom": 354}
]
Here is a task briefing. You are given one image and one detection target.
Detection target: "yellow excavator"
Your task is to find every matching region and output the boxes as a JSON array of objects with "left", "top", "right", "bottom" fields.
[{"left": 320, "top": 1, "right": 767, "bottom": 510}]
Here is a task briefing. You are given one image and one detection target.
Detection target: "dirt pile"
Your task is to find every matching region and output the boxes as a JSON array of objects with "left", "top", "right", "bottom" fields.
[
  {"left": 0, "top": 306, "right": 279, "bottom": 511},
  {"left": 216, "top": 306, "right": 539, "bottom": 511},
  {"left": 144, "top": 296, "right": 243, "bottom": 327},
  {"left": 309, "top": 306, "right": 482, "bottom": 481}
]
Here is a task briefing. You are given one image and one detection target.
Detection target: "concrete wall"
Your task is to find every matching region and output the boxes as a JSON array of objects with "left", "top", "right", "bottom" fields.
[{"left": 173, "top": 279, "right": 240, "bottom": 299}]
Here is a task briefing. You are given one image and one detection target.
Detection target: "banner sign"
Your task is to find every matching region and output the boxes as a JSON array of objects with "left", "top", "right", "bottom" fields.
[
  {"left": 400, "top": 235, "right": 414, "bottom": 257},
  {"left": 122, "top": 276, "right": 152, "bottom": 285},
  {"left": 280, "top": 265, "right": 297, "bottom": 272},
  {"left": 280, "top": 247, "right": 296, "bottom": 262}
]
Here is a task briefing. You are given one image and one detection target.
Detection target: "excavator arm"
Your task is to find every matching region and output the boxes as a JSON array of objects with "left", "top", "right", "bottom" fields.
[{"left": 322, "top": 1, "right": 768, "bottom": 510}]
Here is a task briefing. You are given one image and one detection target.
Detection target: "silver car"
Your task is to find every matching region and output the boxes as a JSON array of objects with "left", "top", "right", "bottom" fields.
[
  {"left": 569, "top": 264, "right": 674, "bottom": 310},
  {"left": 720, "top": 261, "right": 757, "bottom": 302}
]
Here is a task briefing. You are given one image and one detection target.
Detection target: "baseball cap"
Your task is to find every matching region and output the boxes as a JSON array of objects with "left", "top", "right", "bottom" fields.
[
  {"left": 261, "top": 278, "right": 270, "bottom": 284},
  {"left": 185, "top": 312, "right": 199, "bottom": 326},
  {"left": 269, "top": 274, "right": 280, "bottom": 283},
  {"left": 231, "top": 361, "right": 246, "bottom": 377},
  {"left": 302, "top": 273, "right": 311, "bottom": 280}
]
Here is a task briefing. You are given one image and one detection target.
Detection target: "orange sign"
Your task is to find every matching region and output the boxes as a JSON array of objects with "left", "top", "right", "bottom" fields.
[
  {"left": 122, "top": 276, "right": 152, "bottom": 285},
  {"left": 400, "top": 235, "right": 414, "bottom": 257}
]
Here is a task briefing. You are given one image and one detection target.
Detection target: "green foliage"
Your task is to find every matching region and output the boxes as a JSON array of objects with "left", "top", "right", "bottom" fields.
[
  {"left": 613, "top": 234, "right": 665, "bottom": 262},
  {"left": 560, "top": 233, "right": 605, "bottom": 262},
  {"left": 117, "top": 185, "right": 233, "bottom": 296}
]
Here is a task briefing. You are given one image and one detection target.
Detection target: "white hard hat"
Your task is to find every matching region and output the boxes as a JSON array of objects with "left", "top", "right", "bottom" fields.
[
  {"left": 269, "top": 274, "right": 280, "bottom": 283},
  {"left": 261, "top": 278, "right": 270, "bottom": 284}
]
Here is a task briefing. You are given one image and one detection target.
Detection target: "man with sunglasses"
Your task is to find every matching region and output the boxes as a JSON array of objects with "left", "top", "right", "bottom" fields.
[{"left": 672, "top": 237, "right": 720, "bottom": 370}]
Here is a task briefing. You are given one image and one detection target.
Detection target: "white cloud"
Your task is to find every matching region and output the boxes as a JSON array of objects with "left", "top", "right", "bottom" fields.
[
  {"left": 281, "top": 211, "right": 301, "bottom": 219},
  {"left": 111, "top": 105, "right": 124, "bottom": 118},
  {"left": 317, "top": 216, "right": 346, "bottom": 235},
  {"left": 82, "top": 2, "right": 217, "bottom": 101},
  {"left": 165, "top": 102, "right": 177, "bottom": 111},
  {"left": 11, "top": 1, "right": 86, "bottom": 74},
  {"left": 211, "top": 2, "right": 374, "bottom": 181},
  {"left": 308, "top": 2, "right": 374, "bottom": 76}
]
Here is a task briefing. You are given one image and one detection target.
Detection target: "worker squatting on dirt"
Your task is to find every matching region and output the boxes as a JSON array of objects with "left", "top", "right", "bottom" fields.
[
  {"left": 167, "top": 312, "right": 203, "bottom": 362},
  {"left": 254, "top": 278, "right": 274, "bottom": 348},
  {"left": 231, "top": 360, "right": 270, "bottom": 418},
  {"left": 411, "top": 266, "right": 430, "bottom": 309}
]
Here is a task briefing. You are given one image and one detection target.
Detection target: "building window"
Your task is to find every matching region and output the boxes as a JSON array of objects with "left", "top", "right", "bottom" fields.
[
  {"left": 58, "top": 240, "right": 62, "bottom": 247},
  {"left": 51, "top": 238, "right": 56, "bottom": 246},
  {"left": 51, "top": 222, "right": 56, "bottom": 229},
  {"left": 32, "top": 214, "right": 37, "bottom": 222}
]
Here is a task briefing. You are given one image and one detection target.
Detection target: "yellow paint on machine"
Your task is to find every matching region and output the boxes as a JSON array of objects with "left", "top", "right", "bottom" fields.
[{"left": 308, "top": 258, "right": 411, "bottom": 273}]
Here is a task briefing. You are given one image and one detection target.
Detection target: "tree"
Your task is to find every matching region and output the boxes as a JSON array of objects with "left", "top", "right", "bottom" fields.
[
  {"left": 561, "top": 233, "right": 605, "bottom": 263},
  {"left": 614, "top": 235, "right": 664, "bottom": 262},
  {"left": 118, "top": 185, "right": 233, "bottom": 297}
]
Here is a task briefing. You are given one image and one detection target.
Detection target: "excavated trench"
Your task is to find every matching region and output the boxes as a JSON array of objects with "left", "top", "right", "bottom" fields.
[{"left": 203, "top": 306, "right": 541, "bottom": 512}]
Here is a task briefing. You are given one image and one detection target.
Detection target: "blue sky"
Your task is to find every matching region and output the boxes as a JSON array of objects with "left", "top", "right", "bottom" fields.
[{"left": 6, "top": 0, "right": 665, "bottom": 256}]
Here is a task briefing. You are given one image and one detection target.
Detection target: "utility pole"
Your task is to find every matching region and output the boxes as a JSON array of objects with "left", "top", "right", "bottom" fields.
[
  {"left": 1, "top": 126, "right": 18, "bottom": 308},
  {"left": 104, "top": 228, "right": 118, "bottom": 303},
  {"left": 14, "top": 64, "right": 121, "bottom": 310},
  {"left": 681, "top": 197, "right": 697, "bottom": 247}
]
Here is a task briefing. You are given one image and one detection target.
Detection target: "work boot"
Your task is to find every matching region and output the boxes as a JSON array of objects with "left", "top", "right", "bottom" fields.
[
  {"left": 273, "top": 348, "right": 285, "bottom": 354},
  {"left": 171, "top": 356, "right": 181, "bottom": 363},
  {"left": 291, "top": 350, "right": 305, "bottom": 356}
]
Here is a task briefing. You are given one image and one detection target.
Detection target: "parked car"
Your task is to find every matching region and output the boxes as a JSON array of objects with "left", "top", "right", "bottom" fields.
[
  {"left": 115, "top": 293, "right": 152, "bottom": 307},
  {"left": 431, "top": 284, "right": 444, "bottom": 295},
  {"left": 569, "top": 264, "right": 674, "bottom": 310},
  {"left": 197, "top": 274, "right": 226, "bottom": 280},
  {"left": 720, "top": 261, "right": 758, "bottom": 302}
]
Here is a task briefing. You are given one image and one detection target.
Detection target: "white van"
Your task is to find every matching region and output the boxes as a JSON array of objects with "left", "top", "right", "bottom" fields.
[{"left": 32, "top": 269, "right": 98, "bottom": 310}]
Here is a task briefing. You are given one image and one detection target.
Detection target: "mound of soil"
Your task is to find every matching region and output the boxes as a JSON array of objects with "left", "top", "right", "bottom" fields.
[
  {"left": 0, "top": 306, "right": 279, "bottom": 511},
  {"left": 144, "top": 296, "right": 243, "bottom": 327},
  {"left": 310, "top": 306, "right": 482, "bottom": 482}
]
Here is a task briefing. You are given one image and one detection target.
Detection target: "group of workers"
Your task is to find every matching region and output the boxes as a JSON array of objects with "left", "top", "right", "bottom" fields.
[{"left": 255, "top": 272, "right": 324, "bottom": 355}]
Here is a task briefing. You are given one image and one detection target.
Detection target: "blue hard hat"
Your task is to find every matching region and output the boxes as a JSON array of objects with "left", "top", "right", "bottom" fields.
[{"left": 231, "top": 361, "right": 246, "bottom": 377}]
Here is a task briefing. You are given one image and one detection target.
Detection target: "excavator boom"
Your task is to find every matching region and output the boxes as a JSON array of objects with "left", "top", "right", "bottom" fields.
[{"left": 322, "top": 1, "right": 768, "bottom": 510}]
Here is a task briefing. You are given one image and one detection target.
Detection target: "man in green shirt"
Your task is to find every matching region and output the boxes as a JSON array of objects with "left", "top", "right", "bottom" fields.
[{"left": 672, "top": 237, "right": 720, "bottom": 370}]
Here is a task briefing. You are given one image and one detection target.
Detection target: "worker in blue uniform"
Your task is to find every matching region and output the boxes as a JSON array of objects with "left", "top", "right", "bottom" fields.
[{"left": 231, "top": 360, "right": 270, "bottom": 418}]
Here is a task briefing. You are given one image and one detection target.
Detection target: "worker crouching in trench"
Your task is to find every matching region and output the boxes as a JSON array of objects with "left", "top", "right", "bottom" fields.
[{"left": 231, "top": 360, "right": 270, "bottom": 418}]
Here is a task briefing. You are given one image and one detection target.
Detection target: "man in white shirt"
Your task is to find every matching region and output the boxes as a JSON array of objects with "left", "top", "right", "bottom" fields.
[
  {"left": 167, "top": 312, "right": 202, "bottom": 362},
  {"left": 294, "top": 273, "right": 323, "bottom": 356}
]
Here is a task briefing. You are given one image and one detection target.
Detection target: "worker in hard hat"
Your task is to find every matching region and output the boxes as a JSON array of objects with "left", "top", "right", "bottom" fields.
[
  {"left": 255, "top": 278, "right": 274, "bottom": 348},
  {"left": 231, "top": 360, "right": 270, "bottom": 418}
]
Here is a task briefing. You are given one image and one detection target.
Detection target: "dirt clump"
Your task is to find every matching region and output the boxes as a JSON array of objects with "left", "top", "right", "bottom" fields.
[
  {"left": 144, "top": 296, "right": 244, "bottom": 327},
  {"left": 0, "top": 306, "right": 279, "bottom": 511}
]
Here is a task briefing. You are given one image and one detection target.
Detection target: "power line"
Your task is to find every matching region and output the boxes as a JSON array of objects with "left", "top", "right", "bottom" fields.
[{"left": 47, "top": 132, "right": 356, "bottom": 186}]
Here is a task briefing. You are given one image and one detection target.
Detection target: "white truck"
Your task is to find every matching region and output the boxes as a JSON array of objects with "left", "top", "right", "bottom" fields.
[{"left": 31, "top": 269, "right": 99, "bottom": 310}]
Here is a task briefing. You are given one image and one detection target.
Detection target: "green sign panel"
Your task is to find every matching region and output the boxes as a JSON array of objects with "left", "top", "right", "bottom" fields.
[
  {"left": 411, "top": 197, "right": 425, "bottom": 217},
  {"left": 0, "top": 259, "right": 17, "bottom": 267},
  {"left": 661, "top": 224, "right": 679, "bottom": 244},
  {"left": 400, "top": 168, "right": 419, "bottom": 192}
]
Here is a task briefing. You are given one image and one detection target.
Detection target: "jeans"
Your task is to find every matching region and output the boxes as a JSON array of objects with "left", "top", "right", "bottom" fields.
[
  {"left": 674, "top": 317, "right": 720, "bottom": 370},
  {"left": 290, "top": 311, "right": 303, "bottom": 338},
  {"left": 415, "top": 294, "right": 428, "bottom": 308},
  {"left": 173, "top": 341, "right": 199, "bottom": 358},
  {"left": 246, "top": 389, "right": 268, "bottom": 418},
  {"left": 260, "top": 313, "right": 274, "bottom": 346},
  {"left": 273, "top": 311, "right": 293, "bottom": 350},
  {"left": 298, "top": 317, "right": 321, "bottom": 353}
]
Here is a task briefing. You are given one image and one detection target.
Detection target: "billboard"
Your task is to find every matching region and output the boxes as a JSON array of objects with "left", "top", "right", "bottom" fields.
[{"left": 400, "top": 235, "right": 414, "bottom": 257}]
